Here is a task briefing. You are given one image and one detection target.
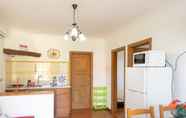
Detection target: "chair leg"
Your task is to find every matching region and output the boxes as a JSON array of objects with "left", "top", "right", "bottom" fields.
[{"left": 150, "top": 106, "right": 155, "bottom": 118}]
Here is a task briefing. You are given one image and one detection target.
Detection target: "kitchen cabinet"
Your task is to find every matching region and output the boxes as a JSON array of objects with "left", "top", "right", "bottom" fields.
[
  {"left": 5, "top": 88, "right": 71, "bottom": 117},
  {"left": 0, "top": 91, "right": 54, "bottom": 118},
  {"left": 55, "top": 88, "right": 71, "bottom": 118}
]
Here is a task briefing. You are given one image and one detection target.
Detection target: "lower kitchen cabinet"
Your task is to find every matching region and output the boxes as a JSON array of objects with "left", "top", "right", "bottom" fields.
[
  {"left": 55, "top": 88, "right": 71, "bottom": 118},
  {"left": 5, "top": 87, "right": 71, "bottom": 118}
]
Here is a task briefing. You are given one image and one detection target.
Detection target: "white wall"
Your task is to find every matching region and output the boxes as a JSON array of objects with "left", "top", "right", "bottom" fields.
[
  {"left": 0, "top": 23, "right": 7, "bottom": 92},
  {"left": 174, "top": 53, "right": 186, "bottom": 101},
  {"left": 4, "top": 28, "right": 107, "bottom": 88},
  {"left": 0, "top": 38, "right": 4, "bottom": 91},
  {"left": 106, "top": 0, "right": 186, "bottom": 108}
]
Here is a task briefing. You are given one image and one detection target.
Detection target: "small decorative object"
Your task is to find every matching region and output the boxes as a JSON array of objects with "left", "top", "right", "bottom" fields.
[
  {"left": 169, "top": 99, "right": 186, "bottom": 118},
  {"left": 51, "top": 76, "right": 57, "bottom": 87},
  {"left": 58, "top": 74, "right": 65, "bottom": 87},
  {"left": 47, "top": 49, "right": 60, "bottom": 59},
  {"left": 19, "top": 44, "right": 28, "bottom": 50},
  {"left": 64, "top": 3, "right": 86, "bottom": 42},
  {"left": 27, "top": 80, "right": 32, "bottom": 87}
]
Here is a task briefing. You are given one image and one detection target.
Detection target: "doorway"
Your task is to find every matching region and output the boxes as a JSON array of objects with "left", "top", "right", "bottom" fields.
[
  {"left": 70, "top": 51, "right": 93, "bottom": 110},
  {"left": 111, "top": 47, "right": 126, "bottom": 115}
]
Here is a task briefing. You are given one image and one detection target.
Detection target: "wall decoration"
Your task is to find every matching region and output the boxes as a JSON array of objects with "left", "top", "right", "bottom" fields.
[
  {"left": 19, "top": 43, "right": 29, "bottom": 51},
  {"left": 47, "top": 49, "right": 61, "bottom": 59}
]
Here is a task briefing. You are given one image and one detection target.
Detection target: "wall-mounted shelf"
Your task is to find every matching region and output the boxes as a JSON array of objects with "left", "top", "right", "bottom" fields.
[{"left": 3, "top": 48, "right": 41, "bottom": 57}]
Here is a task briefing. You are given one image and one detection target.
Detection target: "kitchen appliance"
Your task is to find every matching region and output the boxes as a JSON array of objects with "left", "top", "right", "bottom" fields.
[
  {"left": 133, "top": 51, "right": 166, "bottom": 67},
  {"left": 126, "top": 67, "right": 172, "bottom": 118}
]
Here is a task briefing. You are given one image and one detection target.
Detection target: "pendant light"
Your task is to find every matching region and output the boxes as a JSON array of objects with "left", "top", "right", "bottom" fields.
[{"left": 64, "top": 3, "right": 86, "bottom": 42}]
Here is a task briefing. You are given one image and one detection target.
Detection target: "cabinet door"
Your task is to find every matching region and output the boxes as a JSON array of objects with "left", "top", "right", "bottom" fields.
[
  {"left": 126, "top": 90, "right": 147, "bottom": 109},
  {"left": 55, "top": 88, "right": 71, "bottom": 117},
  {"left": 127, "top": 67, "right": 146, "bottom": 93}
]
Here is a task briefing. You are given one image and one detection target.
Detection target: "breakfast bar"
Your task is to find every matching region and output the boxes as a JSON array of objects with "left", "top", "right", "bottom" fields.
[
  {"left": 4, "top": 87, "right": 71, "bottom": 118},
  {"left": 0, "top": 91, "right": 54, "bottom": 118}
]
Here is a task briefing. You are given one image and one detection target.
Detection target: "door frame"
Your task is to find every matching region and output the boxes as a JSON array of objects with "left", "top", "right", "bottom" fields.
[
  {"left": 111, "top": 46, "right": 126, "bottom": 114},
  {"left": 70, "top": 51, "right": 93, "bottom": 110}
]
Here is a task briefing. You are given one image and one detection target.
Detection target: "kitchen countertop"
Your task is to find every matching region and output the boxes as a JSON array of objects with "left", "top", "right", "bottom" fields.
[
  {"left": 0, "top": 90, "right": 54, "bottom": 96},
  {"left": 5, "top": 86, "right": 71, "bottom": 91}
]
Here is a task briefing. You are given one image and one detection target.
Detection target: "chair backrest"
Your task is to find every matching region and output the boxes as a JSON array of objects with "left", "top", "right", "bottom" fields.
[
  {"left": 159, "top": 105, "right": 173, "bottom": 118},
  {"left": 127, "top": 106, "right": 155, "bottom": 118}
]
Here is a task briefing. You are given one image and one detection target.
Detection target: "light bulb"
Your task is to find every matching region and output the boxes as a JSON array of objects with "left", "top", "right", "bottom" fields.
[
  {"left": 79, "top": 33, "right": 86, "bottom": 41},
  {"left": 64, "top": 34, "right": 69, "bottom": 40},
  {"left": 71, "top": 28, "right": 78, "bottom": 37}
]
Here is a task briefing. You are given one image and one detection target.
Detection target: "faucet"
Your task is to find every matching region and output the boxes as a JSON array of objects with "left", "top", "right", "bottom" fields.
[{"left": 37, "top": 75, "right": 42, "bottom": 87}]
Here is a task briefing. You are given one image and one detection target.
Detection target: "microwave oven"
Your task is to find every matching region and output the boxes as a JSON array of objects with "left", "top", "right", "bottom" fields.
[{"left": 133, "top": 51, "right": 166, "bottom": 67}]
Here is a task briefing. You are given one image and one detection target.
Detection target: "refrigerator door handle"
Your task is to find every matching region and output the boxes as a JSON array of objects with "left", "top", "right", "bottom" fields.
[{"left": 128, "top": 89, "right": 147, "bottom": 94}]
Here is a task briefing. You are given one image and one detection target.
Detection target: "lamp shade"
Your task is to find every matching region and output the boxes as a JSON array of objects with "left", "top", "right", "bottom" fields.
[
  {"left": 64, "top": 33, "right": 69, "bottom": 40},
  {"left": 79, "top": 33, "right": 86, "bottom": 41}
]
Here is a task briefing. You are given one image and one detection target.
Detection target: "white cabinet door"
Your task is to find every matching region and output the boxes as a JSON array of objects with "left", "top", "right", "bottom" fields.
[
  {"left": 126, "top": 90, "right": 147, "bottom": 109},
  {"left": 127, "top": 68, "right": 146, "bottom": 93},
  {"left": 126, "top": 90, "right": 147, "bottom": 118},
  {"left": 146, "top": 67, "right": 172, "bottom": 106},
  {"left": 146, "top": 67, "right": 172, "bottom": 118}
]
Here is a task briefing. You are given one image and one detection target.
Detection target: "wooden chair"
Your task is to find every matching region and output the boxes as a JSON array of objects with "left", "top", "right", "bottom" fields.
[
  {"left": 159, "top": 105, "right": 173, "bottom": 118},
  {"left": 127, "top": 106, "right": 155, "bottom": 118}
]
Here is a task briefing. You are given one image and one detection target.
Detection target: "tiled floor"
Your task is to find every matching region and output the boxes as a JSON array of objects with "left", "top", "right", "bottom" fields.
[{"left": 68, "top": 109, "right": 125, "bottom": 118}]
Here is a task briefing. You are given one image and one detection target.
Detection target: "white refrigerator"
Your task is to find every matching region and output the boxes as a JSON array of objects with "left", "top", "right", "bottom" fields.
[{"left": 126, "top": 67, "right": 172, "bottom": 118}]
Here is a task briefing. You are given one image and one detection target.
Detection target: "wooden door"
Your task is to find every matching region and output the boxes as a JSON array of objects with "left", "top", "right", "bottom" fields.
[{"left": 70, "top": 52, "right": 92, "bottom": 110}]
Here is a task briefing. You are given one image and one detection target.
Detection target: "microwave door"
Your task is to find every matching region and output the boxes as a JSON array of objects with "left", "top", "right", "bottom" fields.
[{"left": 134, "top": 54, "right": 145, "bottom": 64}]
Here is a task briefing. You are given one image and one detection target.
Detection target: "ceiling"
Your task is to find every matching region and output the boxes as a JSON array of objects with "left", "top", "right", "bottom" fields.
[{"left": 0, "top": 0, "right": 170, "bottom": 37}]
